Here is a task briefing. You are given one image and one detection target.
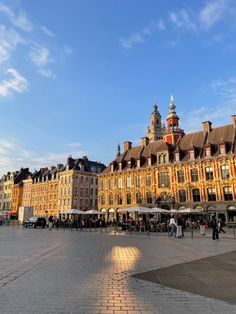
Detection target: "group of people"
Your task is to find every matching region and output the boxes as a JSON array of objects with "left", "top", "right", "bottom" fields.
[{"left": 168, "top": 214, "right": 226, "bottom": 240}]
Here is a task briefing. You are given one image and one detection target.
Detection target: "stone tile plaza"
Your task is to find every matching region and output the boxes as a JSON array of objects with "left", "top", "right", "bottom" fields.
[{"left": 0, "top": 226, "right": 236, "bottom": 314}]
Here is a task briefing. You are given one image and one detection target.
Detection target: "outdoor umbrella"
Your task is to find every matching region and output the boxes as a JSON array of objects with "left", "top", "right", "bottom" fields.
[
  {"left": 83, "top": 210, "right": 101, "bottom": 215},
  {"left": 62, "top": 209, "right": 84, "bottom": 215},
  {"left": 117, "top": 206, "right": 150, "bottom": 213}
]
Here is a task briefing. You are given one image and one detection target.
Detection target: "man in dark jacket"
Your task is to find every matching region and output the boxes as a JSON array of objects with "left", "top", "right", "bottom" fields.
[{"left": 212, "top": 215, "right": 219, "bottom": 240}]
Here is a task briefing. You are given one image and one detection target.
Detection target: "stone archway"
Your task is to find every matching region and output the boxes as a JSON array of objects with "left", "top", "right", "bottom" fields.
[{"left": 155, "top": 192, "right": 175, "bottom": 209}]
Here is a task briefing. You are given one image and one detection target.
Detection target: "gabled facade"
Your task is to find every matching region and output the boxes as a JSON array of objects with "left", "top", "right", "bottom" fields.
[{"left": 98, "top": 98, "right": 236, "bottom": 223}]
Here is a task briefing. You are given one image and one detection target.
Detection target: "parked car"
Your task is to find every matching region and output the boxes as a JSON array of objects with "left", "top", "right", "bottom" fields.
[{"left": 23, "top": 217, "right": 46, "bottom": 229}]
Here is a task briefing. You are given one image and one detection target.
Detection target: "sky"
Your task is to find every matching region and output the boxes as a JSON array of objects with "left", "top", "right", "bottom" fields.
[{"left": 0, "top": 0, "right": 236, "bottom": 174}]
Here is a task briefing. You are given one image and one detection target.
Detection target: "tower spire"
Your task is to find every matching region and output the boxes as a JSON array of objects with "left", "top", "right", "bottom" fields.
[
  {"left": 147, "top": 98, "right": 163, "bottom": 141},
  {"left": 116, "top": 143, "right": 121, "bottom": 158}
]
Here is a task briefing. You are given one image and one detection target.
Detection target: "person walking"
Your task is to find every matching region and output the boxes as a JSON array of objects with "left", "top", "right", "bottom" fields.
[
  {"left": 169, "top": 216, "right": 177, "bottom": 237},
  {"left": 199, "top": 218, "right": 206, "bottom": 236},
  {"left": 218, "top": 218, "right": 226, "bottom": 234},
  {"left": 48, "top": 215, "right": 53, "bottom": 231},
  {"left": 212, "top": 215, "right": 219, "bottom": 240},
  {"left": 176, "top": 215, "right": 184, "bottom": 238}
]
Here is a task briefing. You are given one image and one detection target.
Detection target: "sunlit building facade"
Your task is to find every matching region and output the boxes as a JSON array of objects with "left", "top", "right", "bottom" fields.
[{"left": 98, "top": 98, "right": 236, "bottom": 224}]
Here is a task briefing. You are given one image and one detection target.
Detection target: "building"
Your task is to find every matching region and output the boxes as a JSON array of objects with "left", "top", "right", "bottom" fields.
[
  {"left": 98, "top": 97, "right": 236, "bottom": 224},
  {"left": 58, "top": 156, "right": 105, "bottom": 214},
  {"left": 11, "top": 168, "right": 31, "bottom": 213},
  {"left": 21, "top": 156, "right": 106, "bottom": 218}
]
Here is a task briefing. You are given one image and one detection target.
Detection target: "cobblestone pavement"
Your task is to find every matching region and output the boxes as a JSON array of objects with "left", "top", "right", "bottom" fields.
[{"left": 0, "top": 226, "right": 236, "bottom": 313}]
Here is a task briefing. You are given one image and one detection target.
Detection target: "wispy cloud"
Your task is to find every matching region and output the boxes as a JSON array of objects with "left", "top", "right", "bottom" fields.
[
  {"left": 181, "top": 76, "right": 236, "bottom": 132},
  {"left": 199, "top": 0, "right": 231, "bottom": 29},
  {"left": 0, "top": 138, "right": 87, "bottom": 175},
  {"left": 40, "top": 25, "right": 55, "bottom": 37},
  {"left": 0, "top": 24, "right": 24, "bottom": 63},
  {"left": 29, "top": 45, "right": 55, "bottom": 78},
  {"left": 169, "top": 9, "right": 196, "bottom": 31},
  {"left": 120, "top": 19, "right": 165, "bottom": 49},
  {"left": 63, "top": 45, "right": 73, "bottom": 55},
  {"left": 0, "top": 68, "right": 28, "bottom": 97},
  {"left": 0, "top": 2, "right": 32, "bottom": 32}
]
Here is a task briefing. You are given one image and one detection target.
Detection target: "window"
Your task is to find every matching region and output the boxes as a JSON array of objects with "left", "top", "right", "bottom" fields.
[
  {"left": 101, "top": 195, "right": 105, "bottom": 205},
  {"left": 117, "top": 194, "right": 122, "bottom": 205},
  {"left": 137, "top": 159, "right": 140, "bottom": 168},
  {"left": 192, "top": 189, "right": 201, "bottom": 202},
  {"left": 220, "top": 144, "right": 226, "bottom": 155},
  {"left": 146, "top": 175, "right": 152, "bottom": 187},
  {"left": 101, "top": 180, "right": 105, "bottom": 190},
  {"left": 205, "top": 166, "right": 214, "bottom": 180},
  {"left": 90, "top": 178, "right": 94, "bottom": 185},
  {"left": 177, "top": 170, "right": 185, "bottom": 183},
  {"left": 80, "top": 176, "right": 84, "bottom": 184},
  {"left": 136, "top": 193, "right": 142, "bottom": 204},
  {"left": 109, "top": 179, "right": 113, "bottom": 189},
  {"left": 179, "top": 190, "right": 186, "bottom": 202},
  {"left": 126, "top": 193, "right": 131, "bottom": 204},
  {"left": 207, "top": 188, "right": 216, "bottom": 201},
  {"left": 175, "top": 152, "right": 180, "bottom": 162},
  {"left": 128, "top": 161, "right": 131, "bottom": 168},
  {"left": 109, "top": 194, "right": 113, "bottom": 205},
  {"left": 221, "top": 165, "right": 230, "bottom": 179},
  {"left": 146, "top": 192, "right": 152, "bottom": 204},
  {"left": 191, "top": 168, "right": 198, "bottom": 182},
  {"left": 223, "top": 187, "right": 233, "bottom": 201},
  {"left": 110, "top": 164, "right": 114, "bottom": 172},
  {"left": 158, "top": 173, "right": 170, "bottom": 188},
  {"left": 148, "top": 157, "right": 152, "bottom": 166},
  {"left": 136, "top": 176, "right": 141, "bottom": 187},
  {"left": 118, "top": 178, "right": 122, "bottom": 189},
  {"left": 205, "top": 147, "right": 211, "bottom": 157},
  {"left": 189, "top": 150, "right": 195, "bottom": 160},
  {"left": 119, "top": 162, "right": 122, "bottom": 171},
  {"left": 126, "top": 177, "right": 132, "bottom": 188}
]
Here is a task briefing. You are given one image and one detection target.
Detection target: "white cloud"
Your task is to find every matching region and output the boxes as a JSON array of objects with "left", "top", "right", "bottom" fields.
[
  {"left": 0, "top": 2, "right": 33, "bottom": 32},
  {"left": 40, "top": 25, "right": 55, "bottom": 37},
  {"left": 29, "top": 45, "right": 55, "bottom": 79},
  {"left": 29, "top": 46, "right": 51, "bottom": 67},
  {"left": 169, "top": 9, "right": 196, "bottom": 31},
  {"left": 199, "top": 0, "right": 231, "bottom": 29},
  {"left": 0, "top": 25, "right": 24, "bottom": 63},
  {"left": 0, "top": 68, "right": 28, "bottom": 97},
  {"left": 0, "top": 138, "right": 87, "bottom": 175},
  {"left": 181, "top": 76, "right": 236, "bottom": 132},
  {"left": 120, "top": 19, "right": 165, "bottom": 49}
]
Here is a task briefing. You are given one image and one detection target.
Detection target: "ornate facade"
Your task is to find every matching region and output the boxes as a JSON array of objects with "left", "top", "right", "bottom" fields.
[{"left": 98, "top": 97, "right": 236, "bottom": 223}]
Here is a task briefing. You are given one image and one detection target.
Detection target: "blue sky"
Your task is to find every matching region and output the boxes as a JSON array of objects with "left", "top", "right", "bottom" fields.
[{"left": 0, "top": 0, "right": 236, "bottom": 174}]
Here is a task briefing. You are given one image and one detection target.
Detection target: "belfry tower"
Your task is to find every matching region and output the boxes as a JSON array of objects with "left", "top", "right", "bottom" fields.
[
  {"left": 147, "top": 98, "right": 163, "bottom": 141},
  {"left": 163, "top": 95, "right": 184, "bottom": 145}
]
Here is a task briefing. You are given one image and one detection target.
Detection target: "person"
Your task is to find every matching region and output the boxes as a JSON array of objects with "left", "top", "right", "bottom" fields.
[
  {"left": 176, "top": 215, "right": 184, "bottom": 238},
  {"left": 218, "top": 218, "right": 226, "bottom": 234},
  {"left": 48, "top": 215, "right": 53, "bottom": 231},
  {"left": 199, "top": 218, "right": 206, "bottom": 236},
  {"left": 55, "top": 218, "right": 59, "bottom": 230},
  {"left": 169, "top": 216, "right": 177, "bottom": 237},
  {"left": 212, "top": 215, "right": 219, "bottom": 240}
]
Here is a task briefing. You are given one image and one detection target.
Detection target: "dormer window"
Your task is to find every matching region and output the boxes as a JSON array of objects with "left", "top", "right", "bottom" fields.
[
  {"left": 175, "top": 152, "right": 180, "bottom": 162},
  {"left": 189, "top": 150, "right": 195, "bottom": 160},
  {"left": 119, "top": 162, "right": 122, "bottom": 171},
  {"left": 148, "top": 157, "right": 152, "bottom": 166},
  {"left": 205, "top": 147, "right": 211, "bottom": 157},
  {"left": 110, "top": 164, "right": 114, "bottom": 172},
  {"left": 128, "top": 160, "right": 132, "bottom": 168},
  {"left": 137, "top": 159, "right": 140, "bottom": 168},
  {"left": 220, "top": 144, "right": 226, "bottom": 155}
]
